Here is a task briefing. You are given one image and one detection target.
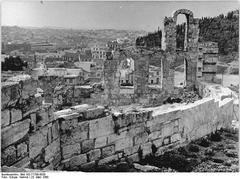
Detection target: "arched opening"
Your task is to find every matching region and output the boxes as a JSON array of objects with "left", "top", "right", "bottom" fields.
[
  {"left": 176, "top": 14, "right": 188, "bottom": 51},
  {"left": 174, "top": 14, "right": 188, "bottom": 87}
]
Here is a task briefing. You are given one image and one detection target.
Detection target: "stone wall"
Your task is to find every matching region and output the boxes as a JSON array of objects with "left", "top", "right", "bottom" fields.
[
  {"left": 53, "top": 94, "right": 233, "bottom": 171},
  {"left": 1, "top": 76, "right": 234, "bottom": 171},
  {"left": 164, "top": 9, "right": 199, "bottom": 87},
  {"left": 1, "top": 75, "right": 61, "bottom": 170}
]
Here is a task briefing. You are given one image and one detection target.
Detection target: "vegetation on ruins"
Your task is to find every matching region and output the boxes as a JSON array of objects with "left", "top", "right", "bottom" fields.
[{"left": 177, "top": 10, "right": 239, "bottom": 55}]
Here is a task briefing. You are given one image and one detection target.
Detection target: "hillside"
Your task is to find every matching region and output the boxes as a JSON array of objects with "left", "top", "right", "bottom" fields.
[{"left": 177, "top": 10, "right": 239, "bottom": 55}]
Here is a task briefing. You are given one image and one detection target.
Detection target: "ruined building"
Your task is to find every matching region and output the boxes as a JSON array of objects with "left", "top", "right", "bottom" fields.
[
  {"left": 103, "top": 9, "right": 219, "bottom": 106},
  {"left": 2, "top": 9, "right": 229, "bottom": 172}
]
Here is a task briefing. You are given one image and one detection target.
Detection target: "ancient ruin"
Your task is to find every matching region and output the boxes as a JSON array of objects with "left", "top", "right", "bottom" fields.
[{"left": 1, "top": 9, "right": 237, "bottom": 172}]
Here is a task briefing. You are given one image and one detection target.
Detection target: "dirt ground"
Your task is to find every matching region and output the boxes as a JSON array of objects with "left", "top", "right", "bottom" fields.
[{"left": 89, "top": 129, "right": 239, "bottom": 172}]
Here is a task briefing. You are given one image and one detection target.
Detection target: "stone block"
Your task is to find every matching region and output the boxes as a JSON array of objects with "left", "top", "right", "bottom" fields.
[
  {"left": 36, "top": 108, "right": 49, "bottom": 127},
  {"left": 124, "top": 145, "right": 140, "bottom": 156},
  {"left": 88, "top": 149, "right": 101, "bottom": 161},
  {"left": 51, "top": 121, "right": 59, "bottom": 140},
  {"left": 127, "top": 153, "right": 140, "bottom": 163},
  {"left": 1, "top": 82, "right": 20, "bottom": 109},
  {"left": 1, "top": 145, "right": 17, "bottom": 166},
  {"left": 47, "top": 127, "right": 52, "bottom": 144},
  {"left": 95, "top": 136, "right": 107, "bottom": 148},
  {"left": 115, "top": 137, "right": 133, "bottom": 151},
  {"left": 148, "top": 122, "right": 163, "bottom": 132},
  {"left": 107, "top": 131, "right": 127, "bottom": 144},
  {"left": 61, "top": 121, "right": 89, "bottom": 145},
  {"left": 17, "top": 142, "right": 28, "bottom": 158},
  {"left": 44, "top": 138, "right": 60, "bottom": 162},
  {"left": 82, "top": 106, "right": 105, "bottom": 120},
  {"left": 30, "top": 113, "right": 37, "bottom": 132},
  {"left": 60, "top": 118, "right": 78, "bottom": 131},
  {"left": 10, "top": 108, "right": 22, "bottom": 124},
  {"left": 133, "top": 132, "right": 148, "bottom": 145},
  {"left": 148, "top": 131, "right": 162, "bottom": 141},
  {"left": 162, "top": 122, "right": 174, "bottom": 137},
  {"left": 1, "top": 109, "right": 10, "bottom": 127},
  {"left": 12, "top": 156, "right": 30, "bottom": 168},
  {"left": 142, "top": 142, "right": 152, "bottom": 157},
  {"left": 163, "top": 137, "right": 170, "bottom": 145},
  {"left": 1, "top": 119, "right": 30, "bottom": 149},
  {"left": 62, "top": 143, "right": 81, "bottom": 159},
  {"left": 82, "top": 139, "right": 94, "bottom": 153},
  {"left": 152, "top": 138, "right": 163, "bottom": 148},
  {"left": 29, "top": 125, "right": 48, "bottom": 159},
  {"left": 89, "top": 115, "right": 114, "bottom": 139},
  {"left": 69, "top": 154, "right": 87, "bottom": 168},
  {"left": 80, "top": 161, "right": 96, "bottom": 171},
  {"left": 101, "top": 145, "right": 115, "bottom": 158},
  {"left": 98, "top": 154, "right": 118, "bottom": 166},
  {"left": 171, "top": 133, "right": 181, "bottom": 143},
  {"left": 52, "top": 152, "right": 61, "bottom": 168}
]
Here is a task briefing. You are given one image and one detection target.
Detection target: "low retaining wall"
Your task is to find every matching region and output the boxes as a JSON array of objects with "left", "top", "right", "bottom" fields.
[{"left": 1, "top": 76, "right": 234, "bottom": 171}]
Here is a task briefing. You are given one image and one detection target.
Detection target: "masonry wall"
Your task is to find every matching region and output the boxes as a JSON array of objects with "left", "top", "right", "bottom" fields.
[
  {"left": 54, "top": 96, "right": 233, "bottom": 171},
  {"left": 1, "top": 75, "right": 61, "bottom": 170},
  {"left": 1, "top": 75, "right": 234, "bottom": 171}
]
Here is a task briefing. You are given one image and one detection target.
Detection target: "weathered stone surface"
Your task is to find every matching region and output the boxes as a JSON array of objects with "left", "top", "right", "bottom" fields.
[
  {"left": 1, "top": 82, "right": 20, "bottom": 109},
  {"left": 171, "top": 133, "right": 181, "bottom": 143},
  {"left": 61, "top": 121, "right": 89, "bottom": 145},
  {"left": 124, "top": 145, "right": 140, "bottom": 156},
  {"left": 82, "top": 106, "right": 105, "bottom": 120},
  {"left": 162, "top": 121, "right": 174, "bottom": 137},
  {"left": 12, "top": 156, "right": 30, "bottom": 168},
  {"left": 82, "top": 139, "right": 94, "bottom": 153},
  {"left": 29, "top": 125, "right": 48, "bottom": 159},
  {"left": 2, "top": 145, "right": 17, "bottom": 166},
  {"left": 1, "top": 109, "right": 10, "bottom": 127},
  {"left": 88, "top": 149, "right": 101, "bottom": 161},
  {"left": 148, "top": 131, "right": 162, "bottom": 141},
  {"left": 95, "top": 136, "right": 107, "bottom": 148},
  {"left": 101, "top": 145, "right": 115, "bottom": 158},
  {"left": 1, "top": 119, "right": 30, "bottom": 149},
  {"left": 51, "top": 121, "right": 59, "bottom": 140},
  {"left": 89, "top": 115, "right": 114, "bottom": 139},
  {"left": 133, "top": 163, "right": 161, "bottom": 172},
  {"left": 98, "top": 154, "right": 118, "bottom": 166},
  {"left": 163, "top": 137, "right": 170, "bottom": 145},
  {"left": 62, "top": 143, "right": 81, "bottom": 159},
  {"left": 108, "top": 131, "right": 127, "bottom": 144},
  {"left": 44, "top": 138, "right": 60, "bottom": 162},
  {"left": 17, "top": 142, "right": 28, "bottom": 158},
  {"left": 47, "top": 127, "right": 52, "bottom": 144},
  {"left": 10, "top": 108, "right": 22, "bottom": 124},
  {"left": 30, "top": 113, "right": 37, "bottom": 131},
  {"left": 152, "top": 138, "right": 163, "bottom": 148},
  {"left": 115, "top": 137, "right": 133, "bottom": 151},
  {"left": 133, "top": 132, "right": 148, "bottom": 145},
  {"left": 141, "top": 142, "right": 152, "bottom": 157},
  {"left": 80, "top": 161, "right": 96, "bottom": 171},
  {"left": 69, "top": 154, "right": 87, "bottom": 168},
  {"left": 127, "top": 153, "right": 140, "bottom": 163}
]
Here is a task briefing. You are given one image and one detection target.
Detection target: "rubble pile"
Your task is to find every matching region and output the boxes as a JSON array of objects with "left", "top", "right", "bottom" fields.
[{"left": 163, "top": 90, "right": 202, "bottom": 104}]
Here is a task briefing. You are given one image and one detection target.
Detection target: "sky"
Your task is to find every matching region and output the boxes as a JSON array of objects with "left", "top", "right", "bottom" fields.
[{"left": 1, "top": 0, "right": 239, "bottom": 32}]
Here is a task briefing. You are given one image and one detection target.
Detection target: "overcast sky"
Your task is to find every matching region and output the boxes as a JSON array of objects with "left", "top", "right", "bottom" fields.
[{"left": 1, "top": 0, "right": 239, "bottom": 32}]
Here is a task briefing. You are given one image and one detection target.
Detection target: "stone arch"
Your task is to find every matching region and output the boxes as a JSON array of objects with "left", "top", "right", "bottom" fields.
[{"left": 173, "top": 9, "right": 194, "bottom": 51}]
